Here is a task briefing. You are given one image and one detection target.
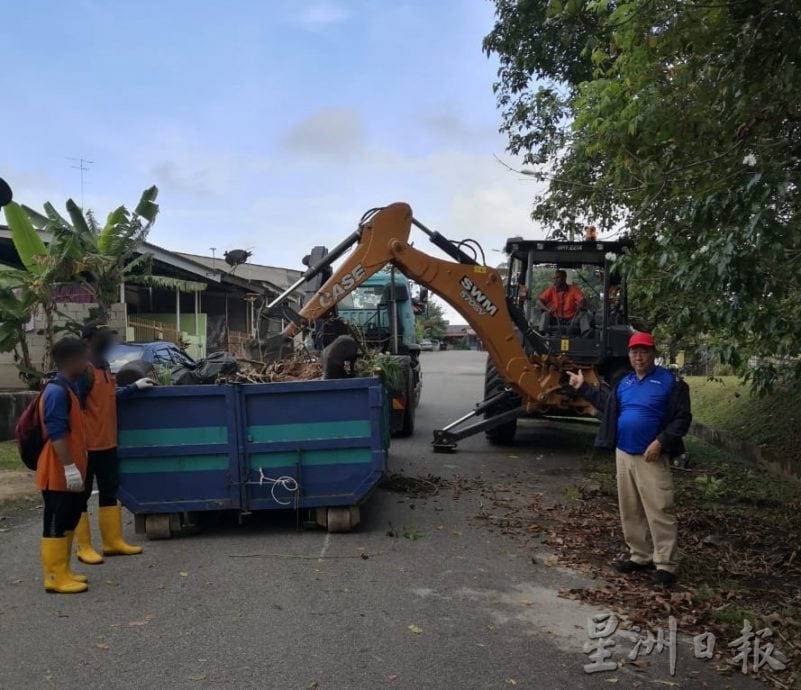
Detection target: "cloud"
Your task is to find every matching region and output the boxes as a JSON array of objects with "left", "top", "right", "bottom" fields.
[
  {"left": 281, "top": 108, "right": 367, "bottom": 160},
  {"left": 292, "top": 1, "right": 348, "bottom": 29},
  {"left": 418, "top": 113, "right": 495, "bottom": 147}
]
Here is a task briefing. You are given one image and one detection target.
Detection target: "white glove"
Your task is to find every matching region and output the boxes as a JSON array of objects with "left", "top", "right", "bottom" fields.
[
  {"left": 134, "top": 377, "right": 156, "bottom": 390},
  {"left": 63, "top": 463, "right": 83, "bottom": 492}
]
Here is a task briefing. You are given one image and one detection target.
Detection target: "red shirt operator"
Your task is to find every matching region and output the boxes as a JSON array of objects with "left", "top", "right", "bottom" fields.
[{"left": 537, "top": 270, "right": 586, "bottom": 319}]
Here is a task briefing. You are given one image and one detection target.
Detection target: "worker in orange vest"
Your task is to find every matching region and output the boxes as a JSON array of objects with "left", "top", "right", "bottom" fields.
[
  {"left": 74, "top": 322, "right": 154, "bottom": 564},
  {"left": 37, "top": 337, "right": 90, "bottom": 593}
]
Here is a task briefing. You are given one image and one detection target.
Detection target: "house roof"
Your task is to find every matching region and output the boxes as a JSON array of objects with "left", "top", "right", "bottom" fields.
[
  {"left": 176, "top": 252, "right": 303, "bottom": 291},
  {"left": 445, "top": 324, "right": 476, "bottom": 337},
  {"left": 0, "top": 226, "right": 297, "bottom": 300}
]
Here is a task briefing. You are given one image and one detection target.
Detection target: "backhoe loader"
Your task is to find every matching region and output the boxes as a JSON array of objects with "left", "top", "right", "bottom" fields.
[{"left": 265, "top": 202, "right": 633, "bottom": 451}]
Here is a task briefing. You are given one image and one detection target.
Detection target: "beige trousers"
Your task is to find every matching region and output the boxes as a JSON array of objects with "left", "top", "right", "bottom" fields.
[{"left": 615, "top": 449, "right": 678, "bottom": 573}]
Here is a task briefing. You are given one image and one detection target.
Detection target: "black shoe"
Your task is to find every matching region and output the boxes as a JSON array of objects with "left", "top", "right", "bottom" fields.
[
  {"left": 653, "top": 569, "right": 677, "bottom": 587},
  {"left": 615, "top": 559, "right": 653, "bottom": 573}
]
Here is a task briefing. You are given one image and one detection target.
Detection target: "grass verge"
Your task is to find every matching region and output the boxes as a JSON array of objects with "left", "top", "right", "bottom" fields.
[
  {"left": 0, "top": 440, "right": 20, "bottom": 471},
  {"left": 686, "top": 375, "right": 801, "bottom": 463}
]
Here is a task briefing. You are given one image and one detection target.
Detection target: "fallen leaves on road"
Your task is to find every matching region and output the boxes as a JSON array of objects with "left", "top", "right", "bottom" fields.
[
  {"left": 407, "top": 624, "right": 423, "bottom": 635},
  {"left": 384, "top": 674, "right": 399, "bottom": 682},
  {"left": 179, "top": 571, "right": 189, "bottom": 577},
  {"left": 466, "top": 453, "right": 801, "bottom": 690},
  {"left": 187, "top": 673, "right": 207, "bottom": 682},
  {"left": 95, "top": 642, "right": 110, "bottom": 651},
  {"left": 627, "top": 660, "right": 650, "bottom": 671}
]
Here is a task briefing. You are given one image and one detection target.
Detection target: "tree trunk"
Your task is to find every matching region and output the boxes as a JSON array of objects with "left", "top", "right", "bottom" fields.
[{"left": 42, "top": 306, "right": 54, "bottom": 375}]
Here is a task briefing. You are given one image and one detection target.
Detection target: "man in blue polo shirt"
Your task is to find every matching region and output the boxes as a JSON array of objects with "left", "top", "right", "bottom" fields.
[{"left": 569, "top": 332, "right": 692, "bottom": 587}]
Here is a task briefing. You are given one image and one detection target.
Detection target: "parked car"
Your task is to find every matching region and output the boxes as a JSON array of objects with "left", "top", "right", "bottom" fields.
[
  {"left": 108, "top": 342, "right": 238, "bottom": 386},
  {"left": 419, "top": 339, "right": 435, "bottom": 351},
  {"left": 108, "top": 341, "right": 194, "bottom": 375}
]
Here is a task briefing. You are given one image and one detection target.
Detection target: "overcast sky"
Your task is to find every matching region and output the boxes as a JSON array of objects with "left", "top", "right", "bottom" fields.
[{"left": 1, "top": 0, "right": 546, "bottom": 324}]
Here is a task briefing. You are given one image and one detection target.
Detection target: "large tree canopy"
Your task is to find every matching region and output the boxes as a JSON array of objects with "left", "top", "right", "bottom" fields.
[{"left": 484, "top": 0, "right": 801, "bottom": 392}]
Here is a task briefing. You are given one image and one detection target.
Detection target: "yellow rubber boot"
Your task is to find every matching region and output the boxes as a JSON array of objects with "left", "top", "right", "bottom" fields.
[
  {"left": 63, "top": 531, "right": 88, "bottom": 583},
  {"left": 99, "top": 505, "right": 143, "bottom": 556},
  {"left": 75, "top": 512, "right": 104, "bottom": 564},
  {"left": 41, "top": 537, "right": 88, "bottom": 594}
]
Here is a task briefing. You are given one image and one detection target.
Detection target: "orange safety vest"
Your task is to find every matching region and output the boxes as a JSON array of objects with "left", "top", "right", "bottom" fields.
[
  {"left": 85, "top": 361, "right": 118, "bottom": 451},
  {"left": 36, "top": 385, "right": 87, "bottom": 491},
  {"left": 538, "top": 284, "right": 585, "bottom": 319}
]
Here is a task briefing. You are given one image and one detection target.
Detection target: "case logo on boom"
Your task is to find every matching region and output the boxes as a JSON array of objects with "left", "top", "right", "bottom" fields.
[
  {"left": 317, "top": 264, "right": 367, "bottom": 308},
  {"left": 459, "top": 276, "right": 499, "bottom": 317}
]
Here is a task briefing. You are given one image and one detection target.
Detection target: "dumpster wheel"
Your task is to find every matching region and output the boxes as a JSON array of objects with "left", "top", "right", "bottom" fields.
[
  {"left": 145, "top": 514, "right": 172, "bottom": 540},
  {"left": 317, "top": 506, "right": 361, "bottom": 533}
]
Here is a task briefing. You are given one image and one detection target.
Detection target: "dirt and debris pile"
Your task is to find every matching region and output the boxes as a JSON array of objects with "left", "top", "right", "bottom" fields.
[{"left": 379, "top": 472, "right": 447, "bottom": 497}]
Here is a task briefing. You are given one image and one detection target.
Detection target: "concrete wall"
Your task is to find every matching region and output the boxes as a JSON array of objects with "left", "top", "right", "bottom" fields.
[
  {"left": 0, "top": 301, "right": 126, "bottom": 391},
  {"left": 0, "top": 391, "right": 37, "bottom": 441}
]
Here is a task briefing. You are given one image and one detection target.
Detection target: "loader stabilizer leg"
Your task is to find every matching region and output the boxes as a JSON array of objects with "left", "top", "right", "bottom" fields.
[{"left": 431, "top": 391, "right": 523, "bottom": 453}]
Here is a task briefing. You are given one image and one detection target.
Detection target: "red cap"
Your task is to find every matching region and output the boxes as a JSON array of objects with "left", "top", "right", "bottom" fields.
[{"left": 628, "top": 332, "right": 655, "bottom": 349}]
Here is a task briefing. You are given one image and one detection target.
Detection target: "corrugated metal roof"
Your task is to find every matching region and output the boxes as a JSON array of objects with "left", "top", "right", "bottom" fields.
[{"left": 176, "top": 252, "right": 302, "bottom": 289}]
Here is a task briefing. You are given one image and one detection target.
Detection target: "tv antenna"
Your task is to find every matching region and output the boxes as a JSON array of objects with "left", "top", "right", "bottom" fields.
[{"left": 67, "top": 157, "right": 94, "bottom": 208}]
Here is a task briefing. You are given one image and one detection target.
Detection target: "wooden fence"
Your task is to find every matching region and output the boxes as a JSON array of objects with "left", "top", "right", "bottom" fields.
[
  {"left": 128, "top": 317, "right": 182, "bottom": 346},
  {"left": 226, "top": 330, "right": 252, "bottom": 359}
]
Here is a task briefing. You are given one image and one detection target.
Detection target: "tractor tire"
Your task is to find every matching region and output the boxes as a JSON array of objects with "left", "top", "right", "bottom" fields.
[{"left": 483, "top": 357, "right": 520, "bottom": 445}]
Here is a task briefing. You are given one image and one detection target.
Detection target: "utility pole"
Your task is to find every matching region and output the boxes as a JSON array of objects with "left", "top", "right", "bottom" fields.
[{"left": 67, "top": 157, "right": 94, "bottom": 208}]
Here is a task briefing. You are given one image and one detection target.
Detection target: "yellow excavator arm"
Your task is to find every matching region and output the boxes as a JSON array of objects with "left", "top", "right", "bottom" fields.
[{"left": 279, "top": 202, "right": 599, "bottom": 414}]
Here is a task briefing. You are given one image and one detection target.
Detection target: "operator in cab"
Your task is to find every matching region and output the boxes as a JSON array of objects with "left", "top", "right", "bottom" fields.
[
  {"left": 73, "top": 321, "right": 154, "bottom": 566},
  {"left": 536, "top": 269, "right": 591, "bottom": 337}
]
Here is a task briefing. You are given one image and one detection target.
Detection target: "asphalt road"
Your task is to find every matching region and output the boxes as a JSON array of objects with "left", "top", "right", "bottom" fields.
[{"left": 0, "top": 351, "right": 761, "bottom": 689}]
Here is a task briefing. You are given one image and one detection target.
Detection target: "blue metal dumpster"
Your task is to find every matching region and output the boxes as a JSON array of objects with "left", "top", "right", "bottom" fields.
[{"left": 116, "top": 378, "right": 389, "bottom": 537}]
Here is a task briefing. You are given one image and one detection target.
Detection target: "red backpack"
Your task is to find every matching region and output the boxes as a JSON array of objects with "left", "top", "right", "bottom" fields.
[{"left": 15, "top": 380, "right": 71, "bottom": 471}]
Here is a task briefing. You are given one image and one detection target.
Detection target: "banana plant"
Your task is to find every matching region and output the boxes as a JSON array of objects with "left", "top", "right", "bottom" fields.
[
  {"left": 21, "top": 185, "right": 159, "bottom": 320},
  {"left": 1, "top": 186, "right": 159, "bottom": 385},
  {"left": 0, "top": 270, "right": 39, "bottom": 385},
  {"left": 1, "top": 199, "right": 68, "bottom": 382}
]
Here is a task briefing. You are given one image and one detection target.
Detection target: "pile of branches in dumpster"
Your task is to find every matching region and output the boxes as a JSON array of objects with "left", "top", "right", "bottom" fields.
[
  {"left": 220, "top": 356, "right": 322, "bottom": 384},
  {"left": 215, "top": 349, "right": 403, "bottom": 386}
]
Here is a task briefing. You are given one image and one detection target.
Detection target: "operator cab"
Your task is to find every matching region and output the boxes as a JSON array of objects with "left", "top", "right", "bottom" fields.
[
  {"left": 337, "top": 274, "right": 414, "bottom": 352},
  {"left": 503, "top": 235, "right": 633, "bottom": 376}
]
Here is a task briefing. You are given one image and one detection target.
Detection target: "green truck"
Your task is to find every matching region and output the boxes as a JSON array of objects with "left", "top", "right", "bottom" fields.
[{"left": 303, "top": 249, "right": 422, "bottom": 437}]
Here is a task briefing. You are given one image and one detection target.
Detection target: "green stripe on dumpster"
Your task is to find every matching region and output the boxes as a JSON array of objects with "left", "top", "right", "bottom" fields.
[
  {"left": 119, "top": 455, "right": 229, "bottom": 474},
  {"left": 118, "top": 426, "right": 228, "bottom": 447},
  {"left": 248, "top": 420, "right": 370, "bottom": 442},
  {"left": 248, "top": 447, "right": 373, "bottom": 469}
]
